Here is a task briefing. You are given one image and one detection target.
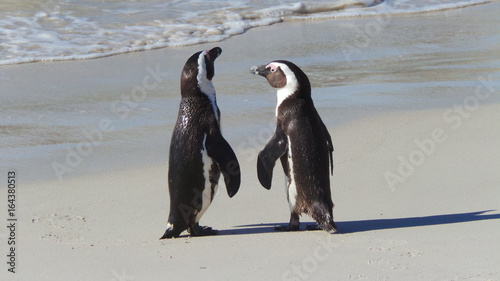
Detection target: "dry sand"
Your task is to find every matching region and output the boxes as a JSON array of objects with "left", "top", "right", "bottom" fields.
[{"left": 1, "top": 2, "right": 499, "bottom": 281}]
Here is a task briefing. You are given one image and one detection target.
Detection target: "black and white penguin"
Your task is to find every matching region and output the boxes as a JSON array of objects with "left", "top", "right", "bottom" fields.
[
  {"left": 160, "top": 47, "right": 241, "bottom": 239},
  {"left": 250, "top": 60, "right": 336, "bottom": 233}
]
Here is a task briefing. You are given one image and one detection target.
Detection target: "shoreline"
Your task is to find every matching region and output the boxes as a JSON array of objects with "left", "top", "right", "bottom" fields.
[
  {"left": 0, "top": 0, "right": 492, "bottom": 67},
  {"left": 4, "top": 1, "right": 500, "bottom": 185}
]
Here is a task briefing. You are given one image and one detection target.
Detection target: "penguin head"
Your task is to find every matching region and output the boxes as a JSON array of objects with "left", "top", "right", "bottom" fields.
[
  {"left": 250, "top": 60, "right": 311, "bottom": 101},
  {"left": 181, "top": 47, "right": 222, "bottom": 97}
]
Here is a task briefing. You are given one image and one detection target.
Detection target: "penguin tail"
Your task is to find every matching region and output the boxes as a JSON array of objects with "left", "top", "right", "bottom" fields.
[
  {"left": 310, "top": 204, "right": 337, "bottom": 234},
  {"left": 319, "top": 216, "right": 337, "bottom": 234},
  {"left": 322, "top": 219, "right": 337, "bottom": 234}
]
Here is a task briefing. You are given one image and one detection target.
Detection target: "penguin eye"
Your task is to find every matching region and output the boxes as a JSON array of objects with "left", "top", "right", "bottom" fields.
[{"left": 269, "top": 67, "right": 276, "bottom": 73}]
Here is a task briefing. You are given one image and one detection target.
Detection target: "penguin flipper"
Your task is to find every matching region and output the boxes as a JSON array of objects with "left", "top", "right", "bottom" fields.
[
  {"left": 319, "top": 118, "right": 334, "bottom": 175},
  {"left": 257, "top": 124, "right": 288, "bottom": 190},
  {"left": 205, "top": 132, "right": 241, "bottom": 198}
]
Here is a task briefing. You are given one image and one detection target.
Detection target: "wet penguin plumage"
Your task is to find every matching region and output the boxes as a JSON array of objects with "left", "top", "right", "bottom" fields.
[
  {"left": 160, "top": 47, "right": 241, "bottom": 239},
  {"left": 251, "top": 60, "right": 336, "bottom": 233}
]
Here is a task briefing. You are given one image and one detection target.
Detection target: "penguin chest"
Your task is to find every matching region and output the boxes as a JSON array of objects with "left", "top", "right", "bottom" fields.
[
  {"left": 195, "top": 134, "right": 220, "bottom": 222},
  {"left": 286, "top": 136, "right": 298, "bottom": 211}
]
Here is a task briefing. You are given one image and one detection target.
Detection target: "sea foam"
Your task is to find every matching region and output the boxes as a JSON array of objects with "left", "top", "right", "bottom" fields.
[{"left": 0, "top": 0, "right": 489, "bottom": 65}]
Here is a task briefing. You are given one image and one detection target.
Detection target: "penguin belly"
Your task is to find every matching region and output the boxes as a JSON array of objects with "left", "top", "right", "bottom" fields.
[
  {"left": 286, "top": 136, "right": 298, "bottom": 212},
  {"left": 196, "top": 134, "right": 219, "bottom": 223}
]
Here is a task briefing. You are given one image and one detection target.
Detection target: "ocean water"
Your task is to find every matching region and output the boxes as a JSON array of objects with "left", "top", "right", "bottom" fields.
[
  {"left": 0, "top": 0, "right": 489, "bottom": 65},
  {"left": 2, "top": 0, "right": 498, "bottom": 183}
]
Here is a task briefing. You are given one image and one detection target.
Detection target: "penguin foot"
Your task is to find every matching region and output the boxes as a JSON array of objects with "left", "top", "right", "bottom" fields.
[
  {"left": 274, "top": 224, "right": 300, "bottom": 232},
  {"left": 305, "top": 224, "right": 321, "bottom": 231},
  {"left": 188, "top": 224, "right": 219, "bottom": 236},
  {"left": 276, "top": 212, "right": 301, "bottom": 231},
  {"left": 159, "top": 227, "right": 182, "bottom": 240}
]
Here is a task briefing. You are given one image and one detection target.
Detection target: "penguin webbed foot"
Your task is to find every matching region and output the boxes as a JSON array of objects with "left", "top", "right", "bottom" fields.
[
  {"left": 275, "top": 212, "right": 300, "bottom": 231},
  {"left": 159, "top": 227, "right": 182, "bottom": 240},
  {"left": 305, "top": 223, "right": 321, "bottom": 231},
  {"left": 274, "top": 224, "right": 301, "bottom": 232},
  {"left": 188, "top": 223, "right": 219, "bottom": 236}
]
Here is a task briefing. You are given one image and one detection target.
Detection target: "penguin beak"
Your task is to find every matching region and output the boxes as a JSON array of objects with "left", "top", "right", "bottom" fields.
[
  {"left": 206, "top": 47, "right": 222, "bottom": 61},
  {"left": 250, "top": 65, "right": 270, "bottom": 77}
]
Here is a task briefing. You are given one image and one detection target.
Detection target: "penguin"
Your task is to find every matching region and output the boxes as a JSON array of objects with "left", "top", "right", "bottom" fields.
[
  {"left": 250, "top": 60, "right": 336, "bottom": 233},
  {"left": 160, "top": 47, "right": 241, "bottom": 239}
]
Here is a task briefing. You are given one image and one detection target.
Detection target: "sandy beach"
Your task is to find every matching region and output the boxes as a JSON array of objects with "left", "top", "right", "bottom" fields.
[{"left": 1, "top": 1, "right": 500, "bottom": 280}]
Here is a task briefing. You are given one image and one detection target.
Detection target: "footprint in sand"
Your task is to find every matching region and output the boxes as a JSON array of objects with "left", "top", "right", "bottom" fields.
[{"left": 32, "top": 213, "right": 91, "bottom": 246}]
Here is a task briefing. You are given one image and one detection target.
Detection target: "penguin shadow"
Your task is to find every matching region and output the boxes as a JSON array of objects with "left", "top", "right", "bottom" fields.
[
  {"left": 218, "top": 210, "right": 500, "bottom": 236},
  {"left": 336, "top": 210, "right": 500, "bottom": 234},
  {"left": 217, "top": 224, "right": 280, "bottom": 236}
]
